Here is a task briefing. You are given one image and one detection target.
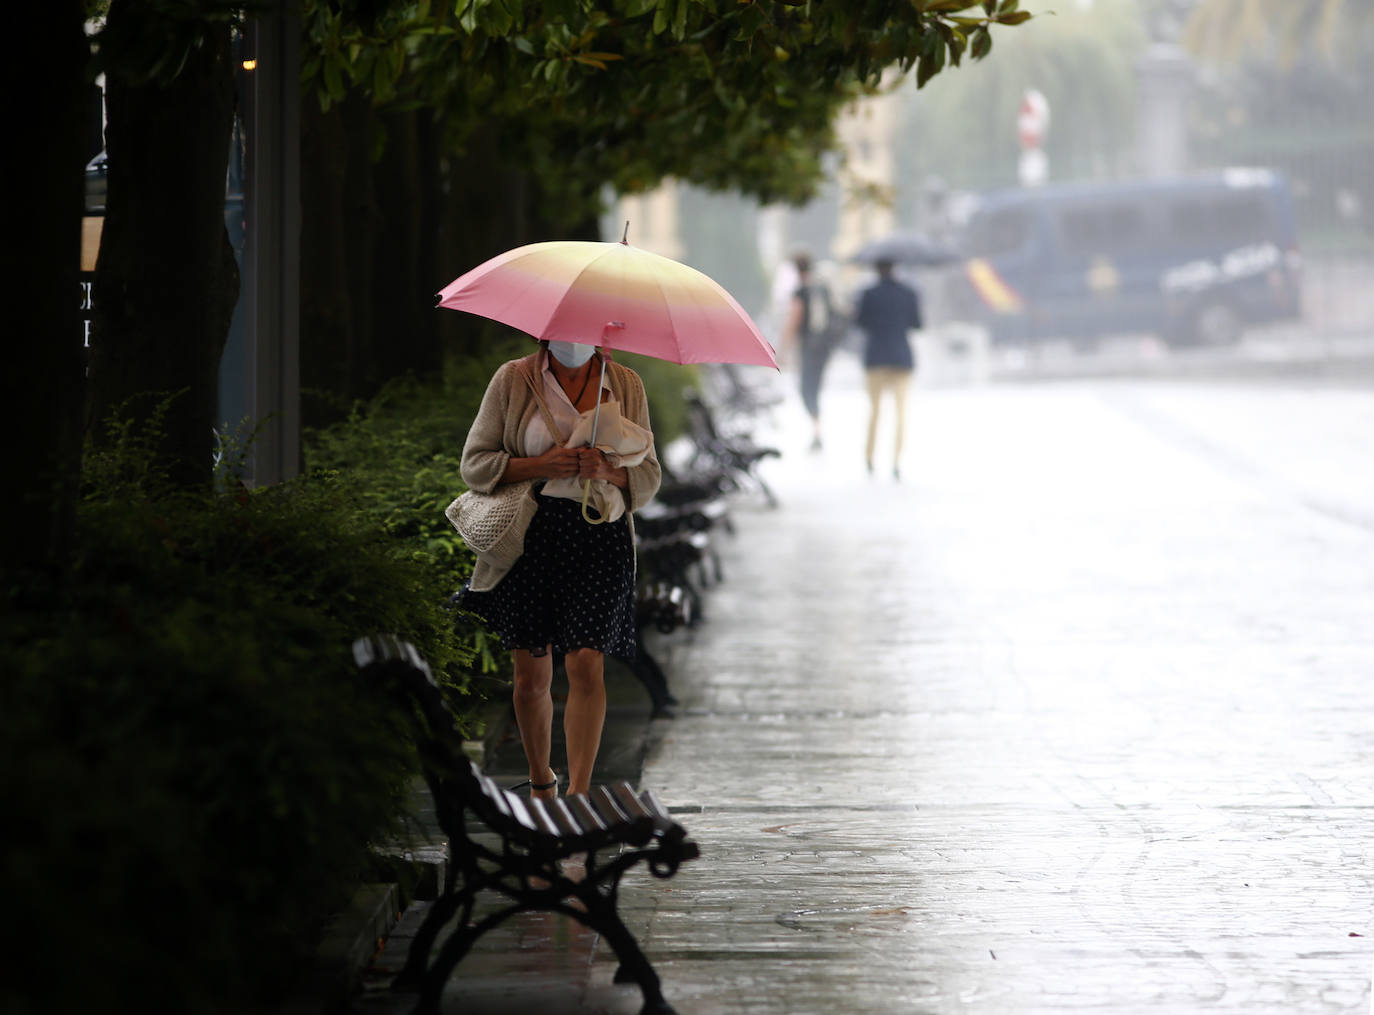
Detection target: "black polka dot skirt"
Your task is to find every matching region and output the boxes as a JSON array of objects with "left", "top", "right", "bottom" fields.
[{"left": 460, "top": 494, "right": 638, "bottom": 659}]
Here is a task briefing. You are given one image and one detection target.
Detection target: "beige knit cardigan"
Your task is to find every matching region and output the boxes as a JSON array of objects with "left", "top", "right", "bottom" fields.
[{"left": 459, "top": 351, "right": 662, "bottom": 590}]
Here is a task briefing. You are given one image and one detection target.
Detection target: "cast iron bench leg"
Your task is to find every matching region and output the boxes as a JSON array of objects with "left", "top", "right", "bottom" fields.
[
  {"left": 596, "top": 909, "right": 677, "bottom": 1015},
  {"left": 413, "top": 905, "right": 522, "bottom": 1014},
  {"left": 393, "top": 889, "right": 464, "bottom": 991}
]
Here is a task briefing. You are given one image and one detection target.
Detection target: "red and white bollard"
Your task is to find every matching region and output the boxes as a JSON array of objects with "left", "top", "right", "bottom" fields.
[{"left": 1017, "top": 88, "right": 1050, "bottom": 187}]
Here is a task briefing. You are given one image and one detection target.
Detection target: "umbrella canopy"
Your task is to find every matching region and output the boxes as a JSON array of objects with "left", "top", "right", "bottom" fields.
[
  {"left": 849, "top": 232, "right": 959, "bottom": 267},
  {"left": 437, "top": 238, "right": 778, "bottom": 369}
]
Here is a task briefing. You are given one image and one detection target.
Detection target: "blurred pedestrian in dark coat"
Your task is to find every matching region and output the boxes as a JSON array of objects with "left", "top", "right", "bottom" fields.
[{"left": 855, "top": 259, "right": 922, "bottom": 479}]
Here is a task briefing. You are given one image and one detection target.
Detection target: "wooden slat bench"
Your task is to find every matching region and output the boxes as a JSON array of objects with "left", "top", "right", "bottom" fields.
[
  {"left": 682, "top": 389, "right": 780, "bottom": 508},
  {"left": 353, "top": 635, "right": 699, "bottom": 1015}
]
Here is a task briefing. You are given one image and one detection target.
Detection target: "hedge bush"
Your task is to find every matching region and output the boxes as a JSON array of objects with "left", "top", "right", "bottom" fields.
[{"left": 2, "top": 408, "right": 486, "bottom": 1013}]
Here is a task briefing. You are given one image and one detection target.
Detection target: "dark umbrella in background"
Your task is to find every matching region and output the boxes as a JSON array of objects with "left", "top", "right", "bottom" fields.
[{"left": 848, "top": 231, "right": 959, "bottom": 267}]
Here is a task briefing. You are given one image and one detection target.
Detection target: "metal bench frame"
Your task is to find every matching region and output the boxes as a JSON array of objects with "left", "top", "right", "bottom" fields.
[{"left": 354, "top": 636, "right": 699, "bottom": 1015}]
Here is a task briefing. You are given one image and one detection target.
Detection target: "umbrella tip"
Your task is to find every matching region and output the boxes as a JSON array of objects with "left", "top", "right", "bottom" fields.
[{"left": 621, "top": 221, "right": 629, "bottom": 244}]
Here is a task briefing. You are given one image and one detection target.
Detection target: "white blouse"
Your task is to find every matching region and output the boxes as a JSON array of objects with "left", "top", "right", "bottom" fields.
[{"left": 523, "top": 355, "right": 611, "bottom": 455}]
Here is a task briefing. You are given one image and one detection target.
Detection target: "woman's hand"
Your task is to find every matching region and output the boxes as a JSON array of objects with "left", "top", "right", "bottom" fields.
[
  {"left": 578, "top": 448, "right": 629, "bottom": 488},
  {"left": 501, "top": 446, "right": 581, "bottom": 484},
  {"left": 500, "top": 446, "right": 626, "bottom": 486},
  {"left": 534, "top": 445, "right": 582, "bottom": 480}
]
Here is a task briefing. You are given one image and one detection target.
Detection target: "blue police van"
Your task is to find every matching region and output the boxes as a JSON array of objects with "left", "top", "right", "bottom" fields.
[{"left": 943, "top": 169, "right": 1303, "bottom": 347}]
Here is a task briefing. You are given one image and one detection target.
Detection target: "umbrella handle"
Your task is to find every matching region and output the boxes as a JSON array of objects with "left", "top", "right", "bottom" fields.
[
  {"left": 580, "top": 479, "right": 607, "bottom": 525},
  {"left": 581, "top": 353, "right": 611, "bottom": 525}
]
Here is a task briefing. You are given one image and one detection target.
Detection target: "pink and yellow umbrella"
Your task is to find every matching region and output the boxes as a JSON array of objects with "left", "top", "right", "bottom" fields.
[{"left": 436, "top": 235, "right": 778, "bottom": 369}]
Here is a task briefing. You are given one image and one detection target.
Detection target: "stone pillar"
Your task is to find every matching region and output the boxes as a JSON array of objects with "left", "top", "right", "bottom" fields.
[
  {"left": 752, "top": 204, "right": 798, "bottom": 338},
  {"left": 829, "top": 77, "right": 904, "bottom": 308},
  {"left": 619, "top": 182, "right": 683, "bottom": 260},
  {"left": 832, "top": 82, "right": 901, "bottom": 264},
  {"left": 1135, "top": 42, "right": 1194, "bottom": 179},
  {"left": 1135, "top": 2, "right": 1198, "bottom": 180}
]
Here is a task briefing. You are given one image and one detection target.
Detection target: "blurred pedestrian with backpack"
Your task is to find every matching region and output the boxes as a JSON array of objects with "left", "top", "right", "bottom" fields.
[
  {"left": 855, "top": 259, "right": 922, "bottom": 480},
  {"left": 780, "top": 250, "right": 843, "bottom": 452}
]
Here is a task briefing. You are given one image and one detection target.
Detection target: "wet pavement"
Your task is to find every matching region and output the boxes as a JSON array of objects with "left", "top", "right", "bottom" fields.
[{"left": 356, "top": 351, "right": 1374, "bottom": 1014}]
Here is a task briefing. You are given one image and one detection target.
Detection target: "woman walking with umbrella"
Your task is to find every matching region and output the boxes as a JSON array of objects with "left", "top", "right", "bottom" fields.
[
  {"left": 442, "top": 235, "right": 776, "bottom": 801},
  {"left": 459, "top": 339, "right": 659, "bottom": 799}
]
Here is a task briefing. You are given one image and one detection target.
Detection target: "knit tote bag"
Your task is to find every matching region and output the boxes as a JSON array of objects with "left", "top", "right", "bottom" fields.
[{"left": 445, "top": 480, "right": 538, "bottom": 571}]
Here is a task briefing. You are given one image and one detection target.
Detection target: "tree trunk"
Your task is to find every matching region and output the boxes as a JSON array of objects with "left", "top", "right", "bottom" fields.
[
  {"left": 299, "top": 89, "right": 381, "bottom": 422},
  {"left": 371, "top": 109, "right": 434, "bottom": 382},
  {"left": 300, "top": 98, "right": 356, "bottom": 425},
  {"left": 301, "top": 111, "right": 612, "bottom": 404},
  {"left": 88, "top": 3, "right": 239, "bottom": 490},
  {"left": 340, "top": 93, "right": 380, "bottom": 400},
  {"left": 3, "top": 1, "right": 88, "bottom": 576},
  {"left": 432, "top": 123, "right": 608, "bottom": 368},
  {"left": 415, "top": 114, "right": 444, "bottom": 373}
]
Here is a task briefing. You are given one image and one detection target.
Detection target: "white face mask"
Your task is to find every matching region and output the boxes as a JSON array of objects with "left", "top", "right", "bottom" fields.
[{"left": 548, "top": 341, "right": 596, "bottom": 368}]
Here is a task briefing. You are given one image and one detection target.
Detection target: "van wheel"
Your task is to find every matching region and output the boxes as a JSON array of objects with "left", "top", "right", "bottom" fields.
[{"left": 1189, "top": 301, "right": 1243, "bottom": 346}]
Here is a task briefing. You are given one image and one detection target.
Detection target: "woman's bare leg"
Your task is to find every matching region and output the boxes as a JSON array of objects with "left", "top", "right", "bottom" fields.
[
  {"left": 864, "top": 369, "right": 883, "bottom": 470},
  {"left": 562, "top": 647, "right": 607, "bottom": 796},
  {"left": 512, "top": 647, "right": 557, "bottom": 799},
  {"left": 891, "top": 370, "right": 911, "bottom": 471}
]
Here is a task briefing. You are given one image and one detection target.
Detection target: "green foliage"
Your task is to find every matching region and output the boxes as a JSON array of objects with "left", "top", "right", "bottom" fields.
[
  {"left": 300, "top": 0, "right": 1034, "bottom": 224},
  {"left": 3, "top": 596, "right": 411, "bottom": 1014},
  {"left": 303, "top": 373, "right": 506, "bottom": 676},
  {"left": 0, "top": 399, "right": 512, "bottom": 1013}
]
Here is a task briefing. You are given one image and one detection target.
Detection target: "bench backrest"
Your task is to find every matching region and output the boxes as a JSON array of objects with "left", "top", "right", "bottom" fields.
[{"left": 353, "top": 635, "right": 690, "bottom": 857}]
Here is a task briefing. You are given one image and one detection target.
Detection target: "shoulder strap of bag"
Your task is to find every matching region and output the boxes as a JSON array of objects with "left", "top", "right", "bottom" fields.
[{"left": 518, "top": 353, "right": 570, "bottom": 445}]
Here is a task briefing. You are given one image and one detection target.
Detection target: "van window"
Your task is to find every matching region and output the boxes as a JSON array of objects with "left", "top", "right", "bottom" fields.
[
  {"left": 1057, "top": 203, "right": 1144, "bottom": 254},
  {"left": 964, "top": 207, "right": 1031, "bottom": 258},
  {"left": 1167, "top": 194, "right": 1269, "bottom": 247}
]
